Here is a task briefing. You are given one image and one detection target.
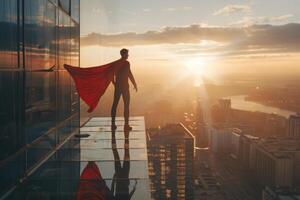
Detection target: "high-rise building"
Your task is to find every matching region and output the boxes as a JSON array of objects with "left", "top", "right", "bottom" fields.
[
  {"left": 196, "top": 99, "right": 209, "bottom": 147},
  {"left": 239, "top": 134, "right": 259, "bottom": 169},
  {"left": 210, "top": 125, "right": 242, "bottom": 156},
  {"left": 288, "top": 114, "right": 300, "bottom": 137},
  {"left": 0, "top": 0, "right": 80, "bottom": 198},
  {"left": 219, "top": 98, "right": 231, "bottom": 122},
  {"left": 252, "top": 137, "right": 300, "bottom": 187},
  {"left": 147, "top": 124, "right": 195, "bottom": 200}
]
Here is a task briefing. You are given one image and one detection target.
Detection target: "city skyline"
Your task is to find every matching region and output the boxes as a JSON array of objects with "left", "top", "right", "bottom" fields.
[{"left": 1, "top": 1, "right": 300, "bottom": 199}]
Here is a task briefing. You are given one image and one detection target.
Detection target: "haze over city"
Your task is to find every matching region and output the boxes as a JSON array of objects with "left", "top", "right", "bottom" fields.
[{"left": 1, "top": 0, "right": 300, "bottom": 199}]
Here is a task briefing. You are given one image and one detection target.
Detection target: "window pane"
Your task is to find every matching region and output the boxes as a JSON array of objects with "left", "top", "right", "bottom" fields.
[
  {"left": 0, "top": 0, "right": 18, "bottom": 68},
  {"left": 25, "top": 71, "right": 57, "bottom": 144},
  {"left": 71, "top": 0, "right": 79, "bottom": 22},
  {"left": 70, "top": 22, "right": 79, "bottom": 114},
  {"left": 59, "top": 0, "right": 70, "bottom": 14},
  {"left": 0, "top": 72, "right": 23, "bottom": 159},
  {"left": 24, "top": 0, "right": 56, "bottom": 70},
  {"left": 49, "top": 0, "right": 58, "bottom": 5},
  {"left": 58, "top": 10, "right": 71, "bottom": 68}
]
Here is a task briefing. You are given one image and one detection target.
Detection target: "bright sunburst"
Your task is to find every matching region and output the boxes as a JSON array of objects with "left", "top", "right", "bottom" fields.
[{"left": 184, "top": 57, "right": 208, "bottom": 75}]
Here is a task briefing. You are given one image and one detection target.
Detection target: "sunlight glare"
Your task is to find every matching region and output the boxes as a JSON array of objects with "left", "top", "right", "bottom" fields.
[{"left": 185, "top": 57, "right": 207, "bottom": 75}]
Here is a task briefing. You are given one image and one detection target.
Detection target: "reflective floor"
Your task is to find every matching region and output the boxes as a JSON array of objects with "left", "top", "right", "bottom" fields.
[{"left": 7, "top": 117, "right": 151, "bottom": 200}]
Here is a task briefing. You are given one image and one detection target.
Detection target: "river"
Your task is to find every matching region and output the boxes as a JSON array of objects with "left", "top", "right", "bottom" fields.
[{"left": 226, "top": 95, "right": 296, "bottom": 118}]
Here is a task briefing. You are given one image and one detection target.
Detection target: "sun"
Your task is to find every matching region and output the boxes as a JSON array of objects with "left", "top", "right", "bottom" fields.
[{"left": 184, "top": 57, "right": 207, "bottom": 75}]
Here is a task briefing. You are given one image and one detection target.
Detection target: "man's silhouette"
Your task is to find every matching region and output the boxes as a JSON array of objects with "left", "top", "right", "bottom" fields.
[
  {"left": 111, "top": 129, "right": 137, "bottom": 200},
  {"left": 111, "top": 49, "right": 137, "bottom": 131}
]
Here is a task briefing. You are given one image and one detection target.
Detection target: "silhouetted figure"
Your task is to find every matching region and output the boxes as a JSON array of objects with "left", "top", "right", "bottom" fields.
[
  {"left": 111, "top": 49, "right": 137, "bottom": 131},
  {"left": 111, "top": 129, "right": 137, "bottom": 200}
]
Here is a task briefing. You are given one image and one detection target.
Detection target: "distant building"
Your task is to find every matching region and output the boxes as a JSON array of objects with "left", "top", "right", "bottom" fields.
[
  {"left": 239, "top": 134, "right": 259, "bottom": 169},
  {"left": 262, "top": 186, "right": 300, "bottom": 200},
  {"left": 252, "top": 137, "right": 300, "bottom": 187},
  {"left": 211, "top": 126, "right": 232, "bottom": 153},
  {"left": 288, "top": 114, "right": 300, "bottom": 137},
  {"left": 210, "top": 125, "right": 242, "bottom": 157},
  {"left": 219, "top": 99, "right": 231, "bottom": 122},
  {"left": 196, "top": 99, "right": 209, "bottom": 147},
  {"left": 147, "top": 123, "right": 195, "bottom": 200}
]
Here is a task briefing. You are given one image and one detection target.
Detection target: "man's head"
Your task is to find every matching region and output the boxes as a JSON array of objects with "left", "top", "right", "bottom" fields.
[{"left": 120, "top": 48, "right": 129, "bottom": 60}]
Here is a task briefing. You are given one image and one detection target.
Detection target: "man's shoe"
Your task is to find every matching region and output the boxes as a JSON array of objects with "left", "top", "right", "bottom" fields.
[
  {"left": 111, "top": 124, "right": 117, "bottom": 130},
  {"left": 124, "top": 124, "right": 132, "bottom": 131}
]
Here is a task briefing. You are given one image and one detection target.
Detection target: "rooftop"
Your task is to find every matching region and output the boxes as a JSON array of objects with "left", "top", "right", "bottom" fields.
[
  {"left": 257, "top": 136, "right": 300, "bottom": 158},
  {"left": 147, "top": 123, "right": 195, "bottom": 140},
  {"left": 7, "top": 117, "right": 151, "bottom": 200}
]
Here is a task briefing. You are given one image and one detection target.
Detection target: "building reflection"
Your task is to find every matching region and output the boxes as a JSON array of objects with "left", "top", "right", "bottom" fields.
[
  {"left": 147, "top": 124, "right": 195, "bottom": 200},
  {"left": 0, "top": 0, "right": 80, "bottom": 199}
]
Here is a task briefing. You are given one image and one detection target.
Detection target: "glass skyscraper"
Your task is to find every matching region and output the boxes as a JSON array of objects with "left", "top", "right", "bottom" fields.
[
  {"left": 0, "top": 0, "right": 80, "bottom": 199},
  {"left": 147, "top": 124, "right": 195, "bottom": 200}
]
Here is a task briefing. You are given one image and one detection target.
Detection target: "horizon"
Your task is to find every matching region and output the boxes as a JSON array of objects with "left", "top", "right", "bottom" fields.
[{"left": 80, "top": 0, "right": 300, "bottom": 79}]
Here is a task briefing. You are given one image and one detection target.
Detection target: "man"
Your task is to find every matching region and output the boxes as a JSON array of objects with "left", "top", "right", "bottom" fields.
[{"left": 111, "top": 49, "right": 137, "bottom": 131}]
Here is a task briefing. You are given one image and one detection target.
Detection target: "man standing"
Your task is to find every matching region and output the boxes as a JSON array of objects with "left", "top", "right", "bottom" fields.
[{"left": 111, "top": 49, "right": 137, "bottom": 131}]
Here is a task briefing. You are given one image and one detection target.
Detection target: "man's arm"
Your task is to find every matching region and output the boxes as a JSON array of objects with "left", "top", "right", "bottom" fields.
[{"left": 128, "top": 63, "right": 137, "bottom": 91}]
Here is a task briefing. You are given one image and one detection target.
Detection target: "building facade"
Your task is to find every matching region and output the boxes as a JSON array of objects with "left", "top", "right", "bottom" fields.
[
  {"left": 262, "top": 186, "right": 300, "bottom": 200},
  {"left": 147, "top": 124, "right": 195, "bottom": 200},
  {"left": 288, "top": 114, "right": 300, "bottom": 137},
  {"left": 251, "top": 137, "right": 300, "bottom": 187},
  {"left": 0, "top": 0, "right": 80, "bottom": 198}
]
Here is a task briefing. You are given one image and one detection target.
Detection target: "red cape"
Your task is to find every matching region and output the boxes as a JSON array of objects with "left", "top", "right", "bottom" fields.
[
  {"left": 76, "top": 161, "right": 107, "bottom": 200},
  {"left": 64, "top": 59, "right": 126, "bottom": 113}
]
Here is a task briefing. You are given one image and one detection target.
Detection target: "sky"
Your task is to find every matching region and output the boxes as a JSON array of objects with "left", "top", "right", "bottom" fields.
[{"left": 80, "top": 0, "right": 300, "bottom": 77}]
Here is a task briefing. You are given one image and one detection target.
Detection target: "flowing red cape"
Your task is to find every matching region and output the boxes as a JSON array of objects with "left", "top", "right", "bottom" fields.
[{"left": 64, "top": 59, "right": 126, "bottom": 113}]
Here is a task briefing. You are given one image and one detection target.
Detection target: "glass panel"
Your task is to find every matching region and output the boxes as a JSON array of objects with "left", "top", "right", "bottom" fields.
[
  {"left": 25, "top": 72, "right": 57, "bottom": 144},
  {"left": 0, "top": 0, "right": 18, "bottom": 68},
  {"left": 59, "top": 0, "right": 70, "bottom": 14},
  {"left": 71, "top": 0, "right": 79, "bottom": 22},
  {"left": 0, "top": 152, "right": 26, "bottom": 197},
  {"left": 0, "top": 71, "right": 24, "bottom": 196},
  {"left": 58, "top": 10, "right": 71, "bottom": 68},
  {"left": 49, "top": 0, "right": 58, "bottom": 5},
  {"left": 7, "top": 144, "right": 80, "bottom": 200},
  {"left": 57, "top": 71, "right": 71, "bottom": 120},
  {"left": 70, "top": 21, "right": 79, "bottom": 114},
  {"left": 24, "top": 0, "right": 56, "bottom": 70},
  {"left": 0, "top": 72, "right": 23, "bottom": 159}
]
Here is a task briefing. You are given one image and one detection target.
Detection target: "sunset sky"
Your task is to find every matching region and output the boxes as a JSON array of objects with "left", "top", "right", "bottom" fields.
[{"left": 80, "top": 0, "right": 300, "bottom": 77}]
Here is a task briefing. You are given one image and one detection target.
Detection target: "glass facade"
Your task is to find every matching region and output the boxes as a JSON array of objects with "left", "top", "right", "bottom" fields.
[
  {"left": 147, "top": 124, "right": 195, "bottom": 200},
  {"left": 0, "top": 0, "right": 80, "bottom": 199}
]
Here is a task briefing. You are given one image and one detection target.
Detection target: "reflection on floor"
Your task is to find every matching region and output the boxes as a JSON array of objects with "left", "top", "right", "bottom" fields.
[{"left": 6, "top": 117, "right": 151, "bottom": 200}]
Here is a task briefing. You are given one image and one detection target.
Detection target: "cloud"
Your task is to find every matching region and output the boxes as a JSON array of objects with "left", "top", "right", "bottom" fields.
[
  {"left": 164, "top": 8, "right": 177, "bottom": 12},
  {"left": 143, "top": 8, "right": 151, "bottom": 12},
  {"left": 163, "top": 7, "right": 192, "bottom": 12},
  {"left": 92, "top": 8, "right": 101, "bottom": 14},
  {"left": 183, "top": 6, "right": 193, "bottom": 11},
  {"left": 81, "top": 23, "right": 300, "bottom": 58},
  {"left": 232, "top": 14, "right": 294, "bottom": 26},
  {"left": 81, "top": 24, "right": 245, "bottom": 46},
  {"left": 213, "top": 5, "right": 251, "bottom": 16}
]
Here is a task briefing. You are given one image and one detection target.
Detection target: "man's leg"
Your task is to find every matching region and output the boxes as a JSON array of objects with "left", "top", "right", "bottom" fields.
[
  {"left": 111, "top": 88, "right": 121, "bottom": 129},
  {"left": 122, "top": 88, "right": 131, "bottom": 128}
]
